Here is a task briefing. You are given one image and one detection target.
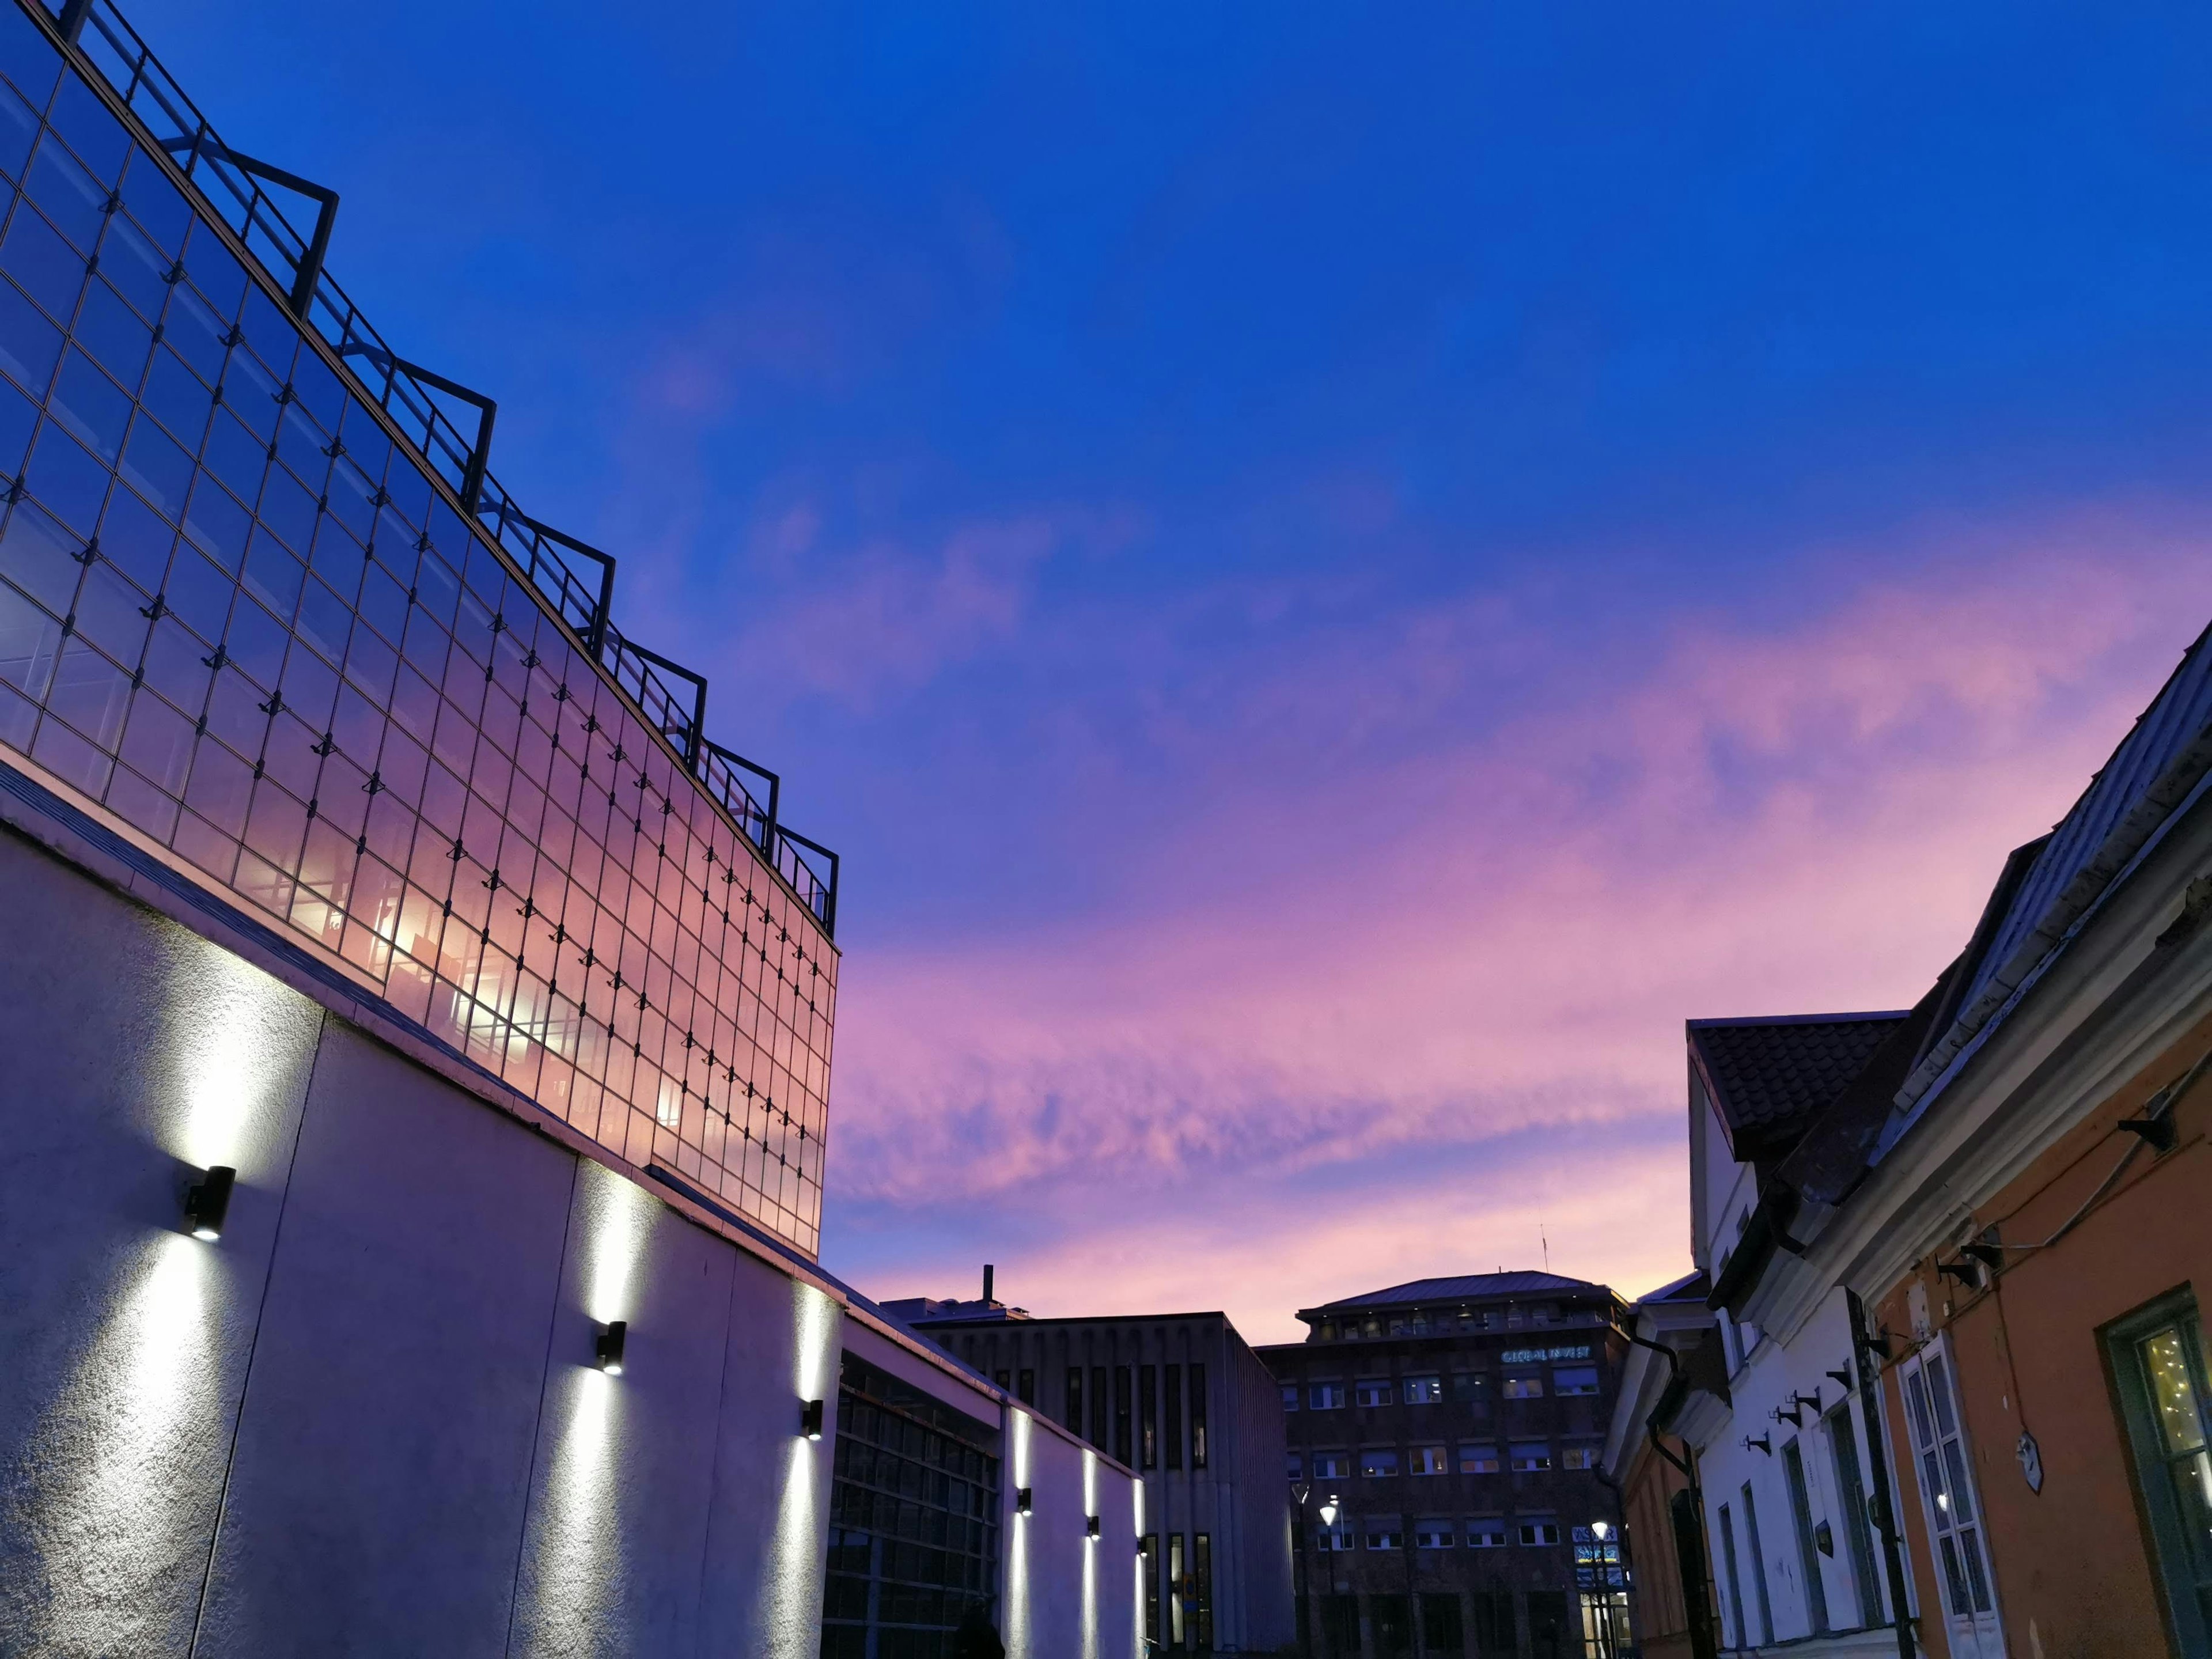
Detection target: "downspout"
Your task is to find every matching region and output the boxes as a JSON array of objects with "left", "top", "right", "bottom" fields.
[
  {"left": 1849, "top": 1290, "right": 1918, "bottom": 1659},
  {"left": 1622, "top": 1331, "right": 1719, "bottom": 1659}
]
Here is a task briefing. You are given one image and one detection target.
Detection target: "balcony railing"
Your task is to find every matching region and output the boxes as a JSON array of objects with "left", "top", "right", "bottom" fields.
[{"left": 44, "top": 0, "right": 838, "bottom": 934}]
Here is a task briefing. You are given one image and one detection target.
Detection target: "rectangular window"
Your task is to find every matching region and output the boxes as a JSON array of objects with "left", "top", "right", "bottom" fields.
[
  {"left": 1193, "top": 1532, "right": 1214, "bottom": 1650},
  {"left": 1287, "top": 1452, "right": 1304, "bottom": 1479},
  {"left": 1423, "top": 1592, "right": 1466, "bottom": 1654},
  {"left": 1403, "top": 1373, "right": 1443, "bottom": 1404},
  {"left": 1366, "top": 1520, "right": 1403, "bottom": 1550},
  {"left": 1190, "top": 1362, "right": 1208, "bottom": 1469},
  {"left": 1826, "top": 1403, "right": 1885, "bottom": 1628},
  {"left": 1899, "top": 1339, "right": 1997, "bottom": 1643},
  {"left": 1450, "top": 1371, "right": 1487, "bottom": 1404},
  {"left": 1783, "top": 1437, "right": 1831, "bottom": 1635},
  {"left": 1321, "top": 1594, "right": 1360, "bottom": 1649},
  {"left": 1168, "top": 1533, "right": 1185, "bottom": 1648},
  {"left": 1553, "top": 1365, "right": 1601, "bottom": 1396},
  {"left": 1459, "top": 1443, "right": 1500, "bottom": 1474},
  {"left": 1361, "top": 1447, "right": 1400, "bottom": 1478},
  {"left": 1510, "top": 1441, "right": 1553, "bottom": 1472},
  {"left": 1065, "top": 1366, "right": 1084, "bottom": 1434},
  {"left": 1467, "top": 1518, "right": 1508, "bottom": 1549},
  {"left": 1281, "top": 1382, "right": 1300, "bottom": 1412},
  {"left": 1414, "top": 1519, "right": 1455, "bottom": 1548},
  {"left": 1741, "top": 1481, "right": 1775, "bottom": 1645},
  {"left": 1717, "top": 1502, "right": 1747, "bottom": 1652},
  {"left": 1518, "top": 1519, "right": 1562, "bottom": 1546},
  {"left": 994, "top": 1369, "right": 1010, "bottom": 1392},
  {"left": 1140, "top": 1366, "right": 1159, "bottom": 1469},
  {"left": 1504, "top": 1374, "right": 1544, "bottom": 1399},
  {"left": 1312, "top": 1450, "right": 1351, "bottom": 1479},
  {"left": 1409, "top": 1444, "right": 1448, "bottom": 1475},
  {"left": 1316, "top": 1518, "right": 1353, "bottom": 1552},
  {"left": 2108, "top": 1293, "right": 2212, "bottom": 1654},
  {"left": 1141, "top": 1534, "right": 1160, "bottom": 1643},
  {"left": 1472, "top": 1590, "right": 1516, "bottom": 1653},
  {"left": 1355, "top": 1379, "right": 1393, "bottom": 1408},
  {"left": 1166, "top": 1363, "right": 1184, "bottom": 1471},
  {"left": 1115, "top": 1368, "right": 1134, "bottom": 1465},
  {"left": 1017, "top": 1368, "right": 1035, "bottom": 1407},
  {"left": 1561, "top": 1445, "right": 1599, "bottom": 1471},
  {"left": 1310, "top": 1381, "right": 1346, "bottom": 1411},
  {"left": 1092, "top": 1365, "right": 1109, "bottom": 1448}
]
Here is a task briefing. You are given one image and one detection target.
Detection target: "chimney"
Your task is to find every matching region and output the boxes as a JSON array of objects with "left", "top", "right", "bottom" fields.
[{"left": 983, "top": 1263, "right": 995, "bottom": 1305}]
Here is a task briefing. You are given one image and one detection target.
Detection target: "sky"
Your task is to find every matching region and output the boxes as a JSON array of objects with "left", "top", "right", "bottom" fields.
[{"left": 133, "top": 0, "right": 2212, "bottom": 1342}]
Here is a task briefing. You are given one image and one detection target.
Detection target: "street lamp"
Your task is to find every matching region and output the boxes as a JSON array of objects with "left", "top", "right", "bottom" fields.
[{"left": 1318, "top": 1494, "right": 1339, "bottom": 1527}]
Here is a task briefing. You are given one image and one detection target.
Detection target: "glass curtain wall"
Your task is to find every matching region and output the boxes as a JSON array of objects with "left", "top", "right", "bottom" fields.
[{"left": 0, "top": 3, "right": 833, "bottom": 1251}]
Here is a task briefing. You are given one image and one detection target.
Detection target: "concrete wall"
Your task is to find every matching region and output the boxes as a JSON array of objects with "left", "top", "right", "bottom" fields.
[{"left": 0, "top": 818, "right": 1127, "bottom": 1657}]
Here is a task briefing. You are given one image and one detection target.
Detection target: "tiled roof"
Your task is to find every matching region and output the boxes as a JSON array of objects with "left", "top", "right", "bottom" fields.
[
  {"left": 1302, "top": 1270, "right": 1604, "bottom": 1316},
  {"left": 1690, "top": 1011, "right": 1908, "bottom": 1158}
]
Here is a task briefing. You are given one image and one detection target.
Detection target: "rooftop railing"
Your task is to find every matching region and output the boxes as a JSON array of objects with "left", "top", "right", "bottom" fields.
[{"left": 46, "top": 0, "right": 839, "bottom": 934}]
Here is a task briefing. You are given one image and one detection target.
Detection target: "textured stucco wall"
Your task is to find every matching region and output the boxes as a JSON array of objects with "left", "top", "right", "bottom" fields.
[{"left": 0, "top": 825, "right": 859, "bottom": 1657}]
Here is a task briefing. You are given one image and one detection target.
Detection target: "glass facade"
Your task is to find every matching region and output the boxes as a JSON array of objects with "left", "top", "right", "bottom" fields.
[
  {"left": 0, "top": 1, "right": 835, "bottom": 1252},
  {"left": 824, "top": 1354, "right": 1002, "bottom": 1658}
]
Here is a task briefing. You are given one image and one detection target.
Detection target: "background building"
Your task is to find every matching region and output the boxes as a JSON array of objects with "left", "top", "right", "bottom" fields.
[
  {"left": 0, "top": 3, "right": 1137, "bottom": 1654},
  {"left": 1257, "top": 1271, "right": 1631, "bottom": 1659},
  {"left": 890, "top": 1283, "right": 1298, "bottom": 1655}
]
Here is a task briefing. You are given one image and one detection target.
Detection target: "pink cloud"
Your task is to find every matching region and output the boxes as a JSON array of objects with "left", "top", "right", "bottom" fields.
[{"left": 824, "top": 507, "right": 2212, "bottom": 1342}]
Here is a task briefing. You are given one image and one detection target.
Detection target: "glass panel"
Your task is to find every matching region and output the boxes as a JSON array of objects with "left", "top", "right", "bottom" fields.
[
  {"left": 2146, "top": 1329, "right": 2209, "bottom": 1456},
  {"left": 0, "top": 29, "right": 838, "bottom": 1260}
]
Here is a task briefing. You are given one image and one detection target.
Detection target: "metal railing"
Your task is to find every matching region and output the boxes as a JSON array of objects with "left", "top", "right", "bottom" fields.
[{"left": 46, "top": 0, "right": 839, "bottom": 933}]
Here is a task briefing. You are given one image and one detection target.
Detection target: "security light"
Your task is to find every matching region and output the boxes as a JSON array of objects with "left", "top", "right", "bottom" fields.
[
  {"left": 1014, "top": 1487, "right": 1033, "bottom": 1516},
  {"left": 1590, "top": 1520, "right": 1611, "bottom": 1541},
  {"left": 1318, "top": 1495, "right": 1340, "bottom": 1527},
  {"left": 596, "top": 1320, "right": 628, "bottom": 1376},
  {"left": 801, "top": 1398, "right": 825, "bottom": 1440},
  {"left": 1086, "top": 1515, "right": 1101, "bottom": 1539},
  {"left": 184, "top": 1165, "right": 236, "bottom": 1241}
]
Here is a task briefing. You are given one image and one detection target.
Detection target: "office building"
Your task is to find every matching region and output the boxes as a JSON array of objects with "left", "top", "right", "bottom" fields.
[
  {"left": 1259, "top": 1272, "right": 1631, "bottom": 1659},
  {"left": 0, "top": 3, "right": 1136, "bottom": 1653},
  {"left": 890, "top": 1285, "right": 1297, "bottom": 1654}
]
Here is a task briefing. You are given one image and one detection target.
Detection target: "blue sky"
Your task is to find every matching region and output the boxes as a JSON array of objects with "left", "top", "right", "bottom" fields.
[{"left": 134, "top": 0, "right": 2212, "bottom": 1336}]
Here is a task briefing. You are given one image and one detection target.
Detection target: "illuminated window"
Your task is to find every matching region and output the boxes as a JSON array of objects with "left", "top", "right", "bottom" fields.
[
  {"left": 1409, "top": 1445, "right": 1448, "bottom": 1476},
  {"left": 1403, "top": 1374, "right": 1443, "bottom": 1404},
  {"left": 1505, "top": 1374, "right": 1545, "bottom": 1400},
  {"left": 1511, "top": 1442, "right": 1552, "bottom": 1472},
  {"left": 1459, "top": 1443, "right": 1500, "bottom": 1475},
  {"left": 1360, "top": 1447, "right": 1400, "bottom": 1478}
]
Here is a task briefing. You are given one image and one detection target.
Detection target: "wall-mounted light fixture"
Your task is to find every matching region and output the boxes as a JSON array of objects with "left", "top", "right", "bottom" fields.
[
  {"left": 1014, "top": 1487, "right": 1033, "bottom": 1516},
  {"left": 1590, "top": 1520, "right": 1612, "bottom": 1541},
  {"left": 184, "top": 1165, "right": 236, "bottom": 1241},
  {"left": 1318, "top": 1494, "right": 1340, "bottom": 1527},
  {"left": 1086, "top": 1514, "right": 1101, "bottom": 1539},
  {"left": 596, "top": 1320, "right": 628, "bottom": 1376},
  {"left": 801, "top": 1398, "right": 825, "bottom": 1441}
]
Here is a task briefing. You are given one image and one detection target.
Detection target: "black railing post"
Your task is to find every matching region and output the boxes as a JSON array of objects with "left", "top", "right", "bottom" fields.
[
  {"left": 56, "top": 0, "right": 93, "bottom": 46},
  {"left": 515, "top": 516, "right": 618, "bottom": 658},
  {"left": 158, "top": 138, "right": 338, "bottom": 321},
  {"left": 339, "top": 345, "right": 498, "bottom": 517}
]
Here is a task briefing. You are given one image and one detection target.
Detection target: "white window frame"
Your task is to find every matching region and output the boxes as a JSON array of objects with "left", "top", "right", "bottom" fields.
[
  {"left": 1359, "top": 1446, "right": 1400, "bottom": 1479},
  {"left": 1403, "top": 1373, "right": 1443, "bottom": 1404},
  {"left": 1408, "top": 1444, "right": 1448, "bottom": 1476},
  {"left": 1897, "top": 1335, "right": 2007, "bottom": 1657},
  {"left": 1355, "top": 1379, "right": 1394, "bottom": 1408},
  {"left": 1459, "top": 1444, "right": 1500, "bottom": 1474},
  {"left": 1310, "top": 1382, "right": 1345, "bottom": 1410},
  {"left": 1467, "top": 1520, "right": 1508, "bottom": 1550},
  {"left": 1311, "top": 1450, "right": 1351, "bottom": 1480}
]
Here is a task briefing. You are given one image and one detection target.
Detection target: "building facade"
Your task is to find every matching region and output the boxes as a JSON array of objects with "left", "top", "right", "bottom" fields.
[
  {"left": 1597, "top": 1271, "right": 1721, "bottom": 1659},
  {"left": 1603, "top": 615, "right": 2212, "bottom": 1659},
  {"left": 891, "top": 1294, "right": 1298, "bottom": 1656},
  {"left": 1257, "top": 1272, "right": 1631, "bottom": 1659},
  {"left": 0, "top": 3, "right": 1141, "bottom": 1654}
]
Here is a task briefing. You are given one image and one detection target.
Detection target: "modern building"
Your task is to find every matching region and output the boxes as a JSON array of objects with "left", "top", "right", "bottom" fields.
[
  {"left": 888, "top": 1281, "right": 1298, "bottom": 1656},
  {"left": 1257, "top": 1272, "right": 1631, "bottom": 1659},
  {"left": 0, "top": 3, "right": 1138, "bottom": 1654}
]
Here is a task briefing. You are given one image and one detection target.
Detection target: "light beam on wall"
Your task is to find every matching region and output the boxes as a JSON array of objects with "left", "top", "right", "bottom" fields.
[
  {"left": 1081, "top": 1448, "right": 1099, "bottom": 1659},
  {"left": 1007, "top": 1408, "right": 1032, "bottom": 1659},
  {"left": 757, "top": 1279, "right": 840, "bottom": 1657}
]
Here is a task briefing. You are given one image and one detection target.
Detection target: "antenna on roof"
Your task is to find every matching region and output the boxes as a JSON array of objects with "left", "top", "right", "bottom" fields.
[{"left": 1541, "top": 1221, "right": 1550, "bottom": 1273}]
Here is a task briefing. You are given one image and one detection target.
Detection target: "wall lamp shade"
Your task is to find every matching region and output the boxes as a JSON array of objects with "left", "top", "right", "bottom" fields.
[
  {"left": 801, "top": 1398, "right": 825, "bottom": 1441},
  {"left": 1086, "top": 1514, "right": 1101, "bottom": 1539},
  {"left": 184, "top": 1165, "right": 236, "bottom": 1241},
  {"left": 596, "top": 1320, "right": 628, "bottom": 1376},
  {"left": 1014, "top": 1487, "right": 1033, "bottom": 1516},
  {"left": 1318, "top": 1497, "right": 1340, "bottom": 1527}
]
